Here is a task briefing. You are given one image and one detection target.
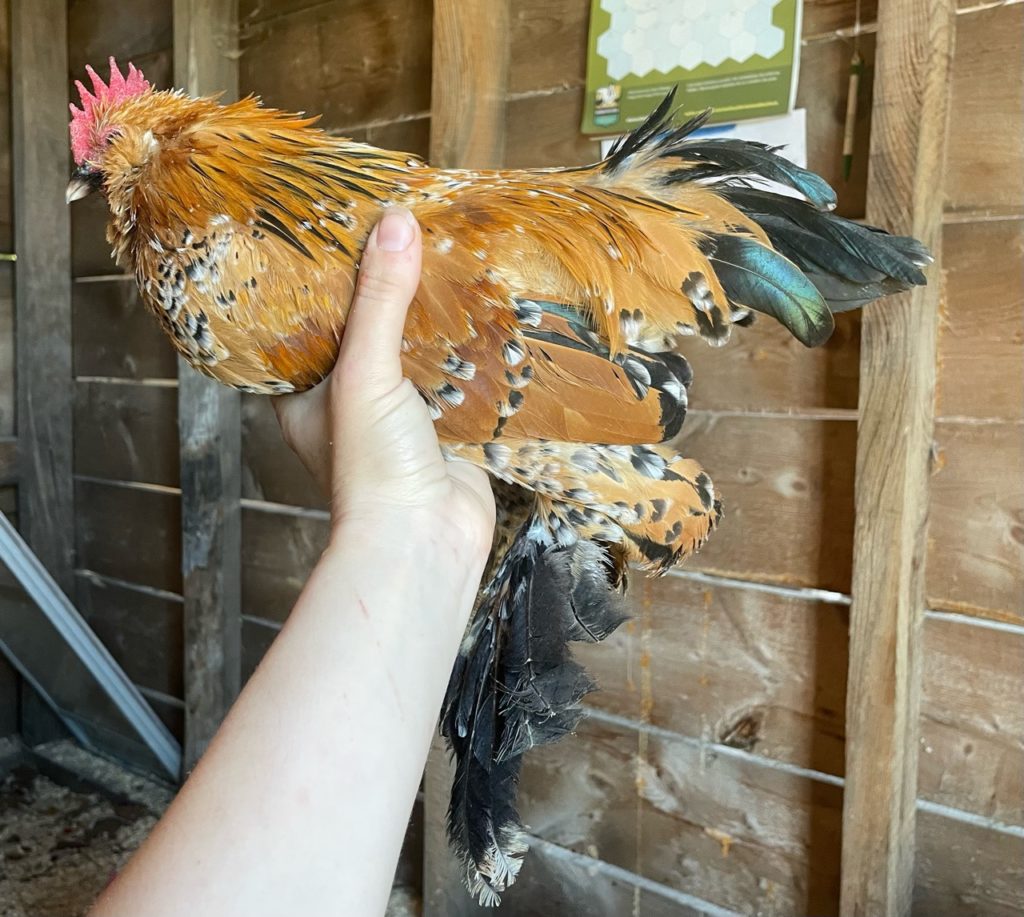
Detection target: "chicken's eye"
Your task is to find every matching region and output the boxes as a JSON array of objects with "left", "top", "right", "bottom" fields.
[{"left": 105, "top": 129, "right": 122, "bottom": 146}]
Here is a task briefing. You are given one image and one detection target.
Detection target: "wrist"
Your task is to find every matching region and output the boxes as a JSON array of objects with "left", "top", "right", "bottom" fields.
[
  {"left": 329, "top": 503, "right": 493, "bottom": 567},
  {"left": 303, "top": 514, "right": 486, "bottom": 644},
  {"left": 323, "top": 507, "right": 490, "bottom": 603}
]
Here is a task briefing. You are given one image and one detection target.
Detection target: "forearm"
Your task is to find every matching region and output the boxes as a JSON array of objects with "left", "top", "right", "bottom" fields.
[{"left": 92, "top": 516, "right": 487, "bottom": 917}]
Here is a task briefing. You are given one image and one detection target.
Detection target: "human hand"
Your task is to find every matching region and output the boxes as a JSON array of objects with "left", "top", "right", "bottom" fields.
[{"left": 273, "top": 208, "right": 495, "bottom": 552}]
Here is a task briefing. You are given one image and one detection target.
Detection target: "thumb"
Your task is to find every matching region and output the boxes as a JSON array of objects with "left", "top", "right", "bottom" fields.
[{"left": 337, "top": 207, "right": 422, "bottom": 393}]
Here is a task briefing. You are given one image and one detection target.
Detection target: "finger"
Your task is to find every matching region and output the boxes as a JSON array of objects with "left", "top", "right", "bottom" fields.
[
  {"left": 271, "top": 383, "right": 333, "bottom": 495},
  {"left": 272, "top": 378, "right": 328, "bottom": 448},
  {"left": 338, "top": 207, "right": 422, "bottom": 393}
]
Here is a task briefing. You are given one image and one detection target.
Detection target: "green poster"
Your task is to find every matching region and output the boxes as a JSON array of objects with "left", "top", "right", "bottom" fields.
[{"left": 583, "top": 0, "right": 803, "bottom": 134}]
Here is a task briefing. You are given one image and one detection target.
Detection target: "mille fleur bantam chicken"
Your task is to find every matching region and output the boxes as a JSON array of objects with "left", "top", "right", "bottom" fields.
[{"left": 67, "top": 59, "right": 930, "bottom": 905}]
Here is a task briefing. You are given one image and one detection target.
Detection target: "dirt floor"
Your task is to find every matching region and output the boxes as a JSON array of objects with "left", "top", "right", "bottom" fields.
[
  {"left": 0, "top": 739, "right": 171, "bottom": 917},
  {"left": 0, "top": 738, "right": 420, "bottom": 916}
]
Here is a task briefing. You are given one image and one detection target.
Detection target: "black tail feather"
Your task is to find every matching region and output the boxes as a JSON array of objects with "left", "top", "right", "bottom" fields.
[
  {"left": 705, "top": 232, "right": 836, "bottom": 347},
  {"left": 663, "top": 139, "right": 838, "bottom": 211},
  {"left": 599, "top": 92, "right": 931, "bottom": 345},
  {"left": 497, "top": 540, "right": 627, "bottom": 763},
  {"left": 602, "top": 89, "right": 836, "bottom": 209},
  {"left": 726, "top": 187, "right": 930, "bottom": 286},
  {"left": 441, "top": 513, "right": 627, "bottom": 906},
  {"left": 603, "top": 87, "right": 712, "bottom": 175},
  {"left": 717, "top": 186, "right": 932, "bottom": 323}
]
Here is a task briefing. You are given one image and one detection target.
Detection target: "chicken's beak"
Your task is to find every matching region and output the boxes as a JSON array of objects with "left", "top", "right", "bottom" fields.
[{"left": 66, "top": 165, "right": 103, "bottom": 203}]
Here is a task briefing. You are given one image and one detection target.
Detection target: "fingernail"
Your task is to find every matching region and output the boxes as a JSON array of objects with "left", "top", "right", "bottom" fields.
[{"left": 376, "top": 207, "right": 415, "bottom": 252}]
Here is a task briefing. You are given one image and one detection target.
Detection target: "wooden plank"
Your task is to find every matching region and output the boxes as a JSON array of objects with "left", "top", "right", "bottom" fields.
[
  {"left": 936, "top": 219, "right": 1024, "bottom": 423},
  {"left": 504, "top": 89, "right": 600, "bottom": 169},
  {"left": 0, "top": 654, "right": 16, "bottom": 738},
  {"left": 174, "top": 0, "right": 242, "bottom": 773},
  {"left": 11, "top": 0, "right": 74, "bottom": 593},
  {"left": 508, "top": 0, "right": 589, "bottom": 95},
  {"left": 0, "top": 436, "right": 15, "bottom": 485},
  {"left": 682, "top": 311, "right": 860, "bottom": 414},
  {"left": 75, "top": 573, "right": 185, "bottom": 699},
  {"left": 424, "top": 731, "right": 751, "bottom": 917},
  {"left": 577, "top": 575, "right": 850, "bottom": 778},
  {"left": 423, "top": 733, "right": 461, "bottom": 914},
  {"left": 0, "top": 269, "right": 13, "bottom": 437},
  {"left": 74, "top": 381, "right": 179, "bottom": 486},
  {"left": 429, "top": 0, "right": 510, "bottom": 169},
  {"left": 71, "top": 479, "right": 333, "bottom": 626},
  {"left": 241, "top": 507, "right": 328, "bottom": 624},
  {"left": 915, "top": 809, "right": 1024, "bottom": 916},
  {"left": 0, "top": 0, "right": 12, "bottom": 252},
  {"left": 237, "top": 0, "right": 323, "bottom": 22},
  {"left": 72, "top": 279, "right": 177, "bottom": 379},
  {"left": 240, "top": 615, "right": 279, "bottom": 682},
  {"left": 397, "top": 798, "right": 426, "bottom": 897},
  {"left": 675, "top": 415, "right": 857, "bottom": 593},
  {"left": 797, "top": 32, "right": 876, "bottom": 219},
  {"left": 515, "top": 715, "right": 844, "bottom": 916},
  {"left": 75, "top": 381, "right": 322, "bottom": 507},
  {"left": 839, "top": 0, "right": 955, "bottom": 911},
  {"left": 74, "top": 479, "right": 182, "bottom": 594},
  {"left": 345, "top": 115, "right": 432, "bottom": 160},
  {"left": 175, "top": 0, "right": 236, "bottom": 94},
  {"left": 67, "top": 0, "right": 172, "bottom": 75},
  {"left": 583, "top": 572, "right": 1024, "bottom": 825},
  {"left": 237, "top": 0, "right": 433, "bottom": 132},
  {"left": 945, "top": 4, "right": 1024, "bottom": 216},
  {"left": 8, "top": 0, "right": 77, "bottom": 751},
  {"left": 919, "top": 617, "right": 1024, "bottom": 827},
  {"left": 802, "top": 0, "right": 879, "bottom": 36},
  {"left": 926, "top": 421, "right": 1024, "bottom": 624}
]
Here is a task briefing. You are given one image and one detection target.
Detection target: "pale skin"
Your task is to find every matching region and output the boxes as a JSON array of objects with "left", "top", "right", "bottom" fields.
[{"left": 90, "top": 209, "right": 495, "bottom": 917}]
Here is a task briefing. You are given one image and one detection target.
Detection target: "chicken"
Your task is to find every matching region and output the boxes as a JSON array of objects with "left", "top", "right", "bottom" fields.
[{"left": 67, "top": 59, "right": 930, "bottom": 904}]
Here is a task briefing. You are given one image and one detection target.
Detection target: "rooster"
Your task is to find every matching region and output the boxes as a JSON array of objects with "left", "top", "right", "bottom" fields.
[{"left": 67, "top": 59, "right": 930, "bottom": 905}]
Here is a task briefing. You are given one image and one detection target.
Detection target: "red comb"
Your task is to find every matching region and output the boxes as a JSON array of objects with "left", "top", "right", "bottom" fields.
[{"left": 69, "top": 57, "right": 150, "bottom": 163}]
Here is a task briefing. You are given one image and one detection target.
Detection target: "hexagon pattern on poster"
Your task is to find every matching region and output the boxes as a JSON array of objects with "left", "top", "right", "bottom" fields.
[{"left": 597, "top": 0, "right": 786, "bottom": 79}]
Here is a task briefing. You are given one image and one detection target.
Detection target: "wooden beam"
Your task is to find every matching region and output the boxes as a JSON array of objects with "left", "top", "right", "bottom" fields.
[
  {"left": 840, "top": 0, "right": 956, "bottom": 913},
  {"left": 173, "top": 0, "right": 242, "bottom": 775},
  {"left": 11, "top": 0, "right": 73, "bottom": 594},
  {"left": 429, "top": 0, "right": 510, "bottom": 169},
  {"left": 0, "top": 437, "right": 16, "bottom": 486}
]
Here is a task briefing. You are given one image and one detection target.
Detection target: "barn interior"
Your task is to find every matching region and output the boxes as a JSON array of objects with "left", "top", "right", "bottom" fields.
[{"left": 0, "top": 1, "right": 1021, "bottom": 915}]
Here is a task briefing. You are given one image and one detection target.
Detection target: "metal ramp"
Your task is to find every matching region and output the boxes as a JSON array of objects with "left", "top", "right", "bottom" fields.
[{"left": 0, "top": 511, "right": 181, "bottom": 780}]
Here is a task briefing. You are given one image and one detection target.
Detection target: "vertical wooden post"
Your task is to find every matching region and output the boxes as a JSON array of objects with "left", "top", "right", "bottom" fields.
[
  {"left": 174, "top": 0, "right": 242, "bottom": 774},
  {"left": 424, "top": 4, "right": 510, "bottom": 911},
  {"left": 429, "top": 0, "right": 510, "bottom": 169},
  {"left": 10, "top": 0, "right": 73, "bottom": 594},
  {"left": 840, "top": 0, "right": 955, "bottom": 913}
]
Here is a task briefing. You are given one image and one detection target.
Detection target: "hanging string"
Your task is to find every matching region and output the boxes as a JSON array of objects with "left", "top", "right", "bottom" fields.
[{"left": 842, "top": 0, "right": 864, "bottom": 181}]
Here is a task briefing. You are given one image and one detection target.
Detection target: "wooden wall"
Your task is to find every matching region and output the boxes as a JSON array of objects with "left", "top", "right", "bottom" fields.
[
  {"left": 67, "top": 0, "right": 184, "bottom": 749},
  {"left": 0, "top": 0, "right": 21, "bottom": 736},
  {"left": 426, "top": 2, "right": 1024, "bottom": 915},
  {"left": 43, "top": 0, "right": 1023, "bottom": 913}
]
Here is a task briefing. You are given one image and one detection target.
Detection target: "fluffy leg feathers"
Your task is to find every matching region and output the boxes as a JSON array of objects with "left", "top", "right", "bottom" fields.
[{"left": 442, "top": 510, "right": 628, "bottom": 905}]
